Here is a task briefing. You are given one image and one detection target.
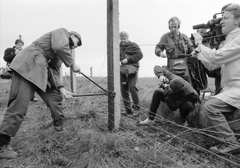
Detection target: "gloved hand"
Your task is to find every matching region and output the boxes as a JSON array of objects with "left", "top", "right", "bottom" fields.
[
  {"left": 159, "top": 76, "right": 169, "bottom": 84},
  {"left": 159, "top": 83, "right": 169, "bottom": 92},
  {"left": 157, "top": 50, "right": 167, "bottom": 58},
  {"left": 121, "top": 58, "right": 128, "bottom": 64},
  {"left": 15, "top": 48, "right": 21, "bottom": 55},
  {"left": 191, "top": 33, "right": 203, "bottom": 46},
  {"left": 158, "top": 76, "right": 169, "bottom": 90},
  {"left": 59, "top": 87, "right": 75, "bottom": 99},
  {"left": 190, "top": 48, "right": 201, "bottom": 58},
  {"left": 71, "top": 63, "right": 81, "bottom": 73}
]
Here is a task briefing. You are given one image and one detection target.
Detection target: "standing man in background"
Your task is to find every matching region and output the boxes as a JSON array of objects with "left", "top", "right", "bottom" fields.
[
  {"left": 155, "top": 16, "right": 194, "bottom": 84},
  {"left": 4, "top": 39, "right": 24, "bottom": 66},
  {"left": 3, "top": 38, "right": 39, "bottom": 101},
  {"left": 119, "top": 31, "right": 143, "bottom": 116},
  {"left": 1, "top": 39, "right": 24, "bottom": 80}
]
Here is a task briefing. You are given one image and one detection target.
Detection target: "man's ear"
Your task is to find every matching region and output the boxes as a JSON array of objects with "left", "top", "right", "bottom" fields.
[
  {"left": 235, "top": 18, "right": 240, "bottom": 26},
  {"left": 69, "top": 36, "right": 74, "bottom": 47}
]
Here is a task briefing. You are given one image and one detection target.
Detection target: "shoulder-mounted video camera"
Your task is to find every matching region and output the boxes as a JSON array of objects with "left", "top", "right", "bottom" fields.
[{"left": 191, "top": 12, "right": 226, "bottom": 49}]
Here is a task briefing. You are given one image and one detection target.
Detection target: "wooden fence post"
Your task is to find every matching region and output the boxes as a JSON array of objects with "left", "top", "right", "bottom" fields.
[
  {"left": 107, "top": 0, "right": 120, "bottom": 130},
  {"left": 70, "top": 49, "right": 76, "bottom": 93},
  {"left": 90, "top": 67, "right": 93, "bottom": 77}
]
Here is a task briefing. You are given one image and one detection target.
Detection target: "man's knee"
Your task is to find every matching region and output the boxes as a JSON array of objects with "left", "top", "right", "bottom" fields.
[
  {"left": 202, "top": 100, "right": 218, "bottom": 118},
  {"left": 48, "top": 89, "right": 63, "bottom": 102},
  {"left": 153, "top": 89, "right": 162, "bottom": 95},
  {"left": 181, "top": 101, "right": 194, "bottom": 112}
]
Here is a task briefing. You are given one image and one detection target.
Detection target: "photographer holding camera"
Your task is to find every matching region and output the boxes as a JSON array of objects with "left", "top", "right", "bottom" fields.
[
  {"left": 192, "top": 3, "right": 240, "bottom": 154},
  {"left": 139, "top": 65, "right": 199, "bottom": 126}
]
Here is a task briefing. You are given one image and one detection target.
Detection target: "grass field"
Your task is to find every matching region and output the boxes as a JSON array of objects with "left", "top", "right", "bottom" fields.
[{"left": 0, "top": 76, "right": 240, "bottom": 168}]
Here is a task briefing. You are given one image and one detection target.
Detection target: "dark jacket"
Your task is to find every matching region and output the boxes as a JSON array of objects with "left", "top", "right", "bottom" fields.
[
  {"left": 120, "top": 41, "right": 143, "bottom": 68},
  {"left": 155, "top": 32, "right": 194, "bottom": 59},
  {"left": 154, "top": 65, "right": 199, "bottom": 111},
  {"left": 10, "top": 28, "right": 74, "bottom": 92},
  {"left": 3, "top": 46, "right": 19, "bottom": 65}
]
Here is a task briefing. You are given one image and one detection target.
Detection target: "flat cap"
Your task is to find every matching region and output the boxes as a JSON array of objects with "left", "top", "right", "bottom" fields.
[{"left": 69, "top": 31, "right": 82, "bottom": 46}]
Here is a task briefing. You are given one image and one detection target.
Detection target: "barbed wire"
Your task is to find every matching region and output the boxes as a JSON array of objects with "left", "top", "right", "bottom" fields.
[
  {"left": 65, "top": 79, "right": 240, "bottom": 167},
  {"left": 59, "top": 31, "right": 240, "bottom": 166}
]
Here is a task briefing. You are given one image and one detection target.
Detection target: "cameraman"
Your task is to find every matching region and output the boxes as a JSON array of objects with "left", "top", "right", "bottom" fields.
[
  {"left": 192, "top": 4, "right": 240, "bottom": 154},
  {"left": 139, "top": 65, "right": 199, "bottom": 126},
  {"left": 197, "top": 28, "right": 222, "bottom": 95}
]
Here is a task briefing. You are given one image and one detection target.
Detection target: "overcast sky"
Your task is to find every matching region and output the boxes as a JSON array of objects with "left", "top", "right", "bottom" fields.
[{"left": 0, "top": 0, "right": 239, "bottom": 77}]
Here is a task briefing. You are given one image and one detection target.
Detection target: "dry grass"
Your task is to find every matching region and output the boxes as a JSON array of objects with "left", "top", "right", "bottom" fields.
[{"left": 0, "top": 77, "right": 240, "bottom": 168}]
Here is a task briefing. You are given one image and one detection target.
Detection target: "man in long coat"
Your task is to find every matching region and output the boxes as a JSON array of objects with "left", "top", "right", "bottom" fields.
[{"left": 0, "top": 28, "right": 82, "bottom": 159}]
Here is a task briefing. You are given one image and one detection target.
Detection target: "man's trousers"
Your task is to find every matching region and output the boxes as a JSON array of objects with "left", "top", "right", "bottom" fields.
[
  {"left": 203, "top": 97, "right": 239, "bottom": 142},
  {"left": 0, "top": 71, "right": 64, "bottom": 137},
  {"left": 120, "top": 73, "right": 140, "bottom": 113},
  {"left": 149, "top": 89, "right": 194, "bottom": 121}
]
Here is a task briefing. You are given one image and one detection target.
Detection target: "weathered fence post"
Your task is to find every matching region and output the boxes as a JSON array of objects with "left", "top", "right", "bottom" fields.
[
  {"left": 107, "top": 0, "right": 120, "bottom": 130},
  {"left": 70, "top": 49, "right": 76, "bottom": 93},
  {"left": 90, "top": 67, "right": 93, "bottom": 77}
]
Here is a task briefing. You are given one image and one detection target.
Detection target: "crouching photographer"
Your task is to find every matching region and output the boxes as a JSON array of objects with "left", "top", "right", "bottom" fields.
[
  {"left": 139, "top": 65, "right": 199, "bottom": 126},
  {"left": 191, "top": 3, "right": 240, "bottom": 154}
]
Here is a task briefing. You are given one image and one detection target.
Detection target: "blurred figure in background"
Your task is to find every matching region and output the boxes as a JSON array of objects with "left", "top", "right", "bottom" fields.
[
  {"left": 3, "top": 38, "right": 39, "bottom": 101},
  {"left": 1, "top": 39, "right": 24, "bottom": 80},
  {"left": 4, "top": 39, "right": 24, "bottom": 66}
]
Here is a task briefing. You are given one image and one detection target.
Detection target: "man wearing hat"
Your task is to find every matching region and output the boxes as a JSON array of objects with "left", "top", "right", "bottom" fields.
[
  {"left": 0, "top": 28, "right": 82, "bottom": 159},
  {"left": 139, "top": 65, "right": 199, "bottom": 126}
]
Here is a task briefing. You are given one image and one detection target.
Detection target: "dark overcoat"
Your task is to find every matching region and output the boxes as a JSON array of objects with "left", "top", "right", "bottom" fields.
[{"left": 10, "top": 28, "right": 74, "bottom": 92}]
